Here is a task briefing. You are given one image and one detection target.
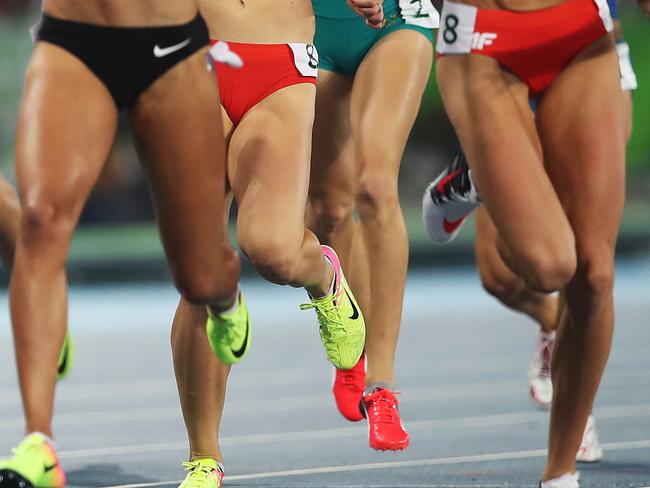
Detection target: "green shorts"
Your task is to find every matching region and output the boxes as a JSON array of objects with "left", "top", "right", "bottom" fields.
[{"left": 314, "top": 0, "right": 438, "bottom": 76}]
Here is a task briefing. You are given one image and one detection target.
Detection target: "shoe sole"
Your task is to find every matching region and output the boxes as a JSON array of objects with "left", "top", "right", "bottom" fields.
[
  {"left": 0, "top": 469, "right": 35, "bottom": 488},
  {"left": 576, "top": 448, "right": 603, "bottom": 463},
  {"left": 369, "top": 441, "right": 410, "bottom": 451}
]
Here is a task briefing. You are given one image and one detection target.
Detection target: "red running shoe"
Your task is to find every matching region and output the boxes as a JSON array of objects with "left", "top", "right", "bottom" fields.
[
  {"left": 332, "top": 354, "right": 366, "bottom": 422},
  {"left": 362, "top": 388, "right": 410, "bottom": 451}
]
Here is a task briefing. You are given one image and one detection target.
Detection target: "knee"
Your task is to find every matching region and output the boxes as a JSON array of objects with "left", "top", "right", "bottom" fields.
[
  {"left": 21, "top": 198, "right": 76, "bottom": 248},
  {"left": 239, "top": 233, "right": 300, "bottom": 285},
  {"left": 309, "top": 194, "right": 355, "bottom": 239},
  {"left": 572, "top": 250, "right": 615, "bottom": 299},
  {"left": 356, "top": 171, "right": 400, "bottom": 222},
  {"left": 175, "top": 249, "right": 240, "bottom": 305}
]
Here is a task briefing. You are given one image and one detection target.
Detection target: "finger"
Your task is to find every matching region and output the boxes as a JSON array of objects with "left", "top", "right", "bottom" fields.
[
  {"left": 365, "top": 12, "right": 384, "bottom": 29},
  {"left": 351, "top": 0, "right": 382, "bottom": 7}
]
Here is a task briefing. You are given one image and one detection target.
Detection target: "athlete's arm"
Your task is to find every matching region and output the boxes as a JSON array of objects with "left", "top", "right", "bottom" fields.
[
  {"left": 347, "top": 0, "right": 384, "bottom": 28},
  {"left": 638, "top": 0, "right": 650, "bottom": 19}
]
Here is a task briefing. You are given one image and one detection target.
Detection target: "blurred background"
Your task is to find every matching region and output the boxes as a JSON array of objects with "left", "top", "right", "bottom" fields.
[{"left": 0, "top": 1, "right": 648, "bottom": 283}]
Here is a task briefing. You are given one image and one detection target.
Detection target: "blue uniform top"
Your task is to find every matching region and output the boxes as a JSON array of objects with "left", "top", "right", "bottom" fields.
[{"left": 607, "top": 0, "right": 619, "bottom": 20}]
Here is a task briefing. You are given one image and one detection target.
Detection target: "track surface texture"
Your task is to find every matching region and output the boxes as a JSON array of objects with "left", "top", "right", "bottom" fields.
[{"left": 1, "top": 260, "right": 649, "bottom": 488}]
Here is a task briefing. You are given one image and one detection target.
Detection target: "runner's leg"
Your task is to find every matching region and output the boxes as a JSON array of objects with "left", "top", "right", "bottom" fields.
[
  {"left": 229, "top": 84, "right": 333, "bottom": 297},
  {"left": 172, "top": 111, "right": 235, "bottom": 463},
  {"left": 436, "top": 54, "right": 576, "bottom": 294},
  {"left": 307, "top": 70, "right": 356, "bottom": 273},
  {"left": 537, "top": 36, "right": 625, "bottom": 480},
  {"left": 11, "top": 43, "right": 118, "bottom": 436},
  {"left": 349, "top": 30, "right": 432, "bottom": 385},
  {"left": 129, "top": 47, "right": 240, "bottom": 306}
]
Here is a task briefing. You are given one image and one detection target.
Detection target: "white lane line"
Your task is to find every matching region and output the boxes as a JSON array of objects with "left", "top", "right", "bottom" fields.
[
  {"left": 51, "top": 403, "right": 650, "bottom": 459},
  {"left": 98, "top": 439, "right": 650, "bottom": 488}
]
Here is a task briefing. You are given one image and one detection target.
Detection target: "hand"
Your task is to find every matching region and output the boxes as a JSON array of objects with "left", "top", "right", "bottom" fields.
[
  {"left": 638, "top": 0, "right": 650, "bottom": 19},
  {"left": 346, "top": 0, "right": 385, "bottom": 29}
]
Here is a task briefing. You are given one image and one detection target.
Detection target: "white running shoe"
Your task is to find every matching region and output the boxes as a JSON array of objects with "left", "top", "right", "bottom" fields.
[
  {"left": 540, "top": 472, "right": 580, "bottom": 488},
  {"left": 576, "top": 415, "right": 604, "bottom": 463},
  {"left": 422, "top": 151, "right": 481, "bottom": 244},
  {"left": 528, "top": 330, "right": 555, "bottom": 410}
]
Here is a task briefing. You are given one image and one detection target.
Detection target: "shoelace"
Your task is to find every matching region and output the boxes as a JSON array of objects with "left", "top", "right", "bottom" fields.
[
  {"left": 182, "top": 461, "right": 220, "bottom": 488},
  {"left": 300, "top": 291, "right": 349, "bottom": 340},
  {"left": 366, "top": 390, "right": 400, "bottom": 424},
  {"left": 431, "top": 152, "right": 473, "bottom": 204}
]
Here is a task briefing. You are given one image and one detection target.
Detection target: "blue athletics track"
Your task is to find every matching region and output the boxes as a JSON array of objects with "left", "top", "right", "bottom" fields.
[{"left": 1, "top": 259, "right": 649, "bottom": 488}]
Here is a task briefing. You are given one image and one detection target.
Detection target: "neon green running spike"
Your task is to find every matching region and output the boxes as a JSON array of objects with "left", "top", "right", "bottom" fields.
[
  {"left": 206, "top": 291, "right": 250, "bottom": 365},
  {"left": 300, "top": 245, "right": 365, "bottom": 370},
  {"left": 0, "top": 433, "right": 65, "bottom": 488},
  {"left": 178, "top": 458, "right": 223, "bottom": 488},
  {"left": 56, "top": 331, "right": 74, "bottom": 382}
]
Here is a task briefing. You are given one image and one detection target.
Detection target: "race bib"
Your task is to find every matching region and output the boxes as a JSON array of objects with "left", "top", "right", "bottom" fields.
[
  {"left": 289, "top": 43, "right": 319, "bottom": 78},
  {"left": 399, "top": 0, "right": 441, "bottom": 29},
  {"left": 435, "top": 1, "right": 477, "bottom": 55}
]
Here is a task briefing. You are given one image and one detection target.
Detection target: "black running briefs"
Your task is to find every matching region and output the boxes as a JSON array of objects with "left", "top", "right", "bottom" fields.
[{"left": 36, "top": 13, "right": 210, "bottom": 109}]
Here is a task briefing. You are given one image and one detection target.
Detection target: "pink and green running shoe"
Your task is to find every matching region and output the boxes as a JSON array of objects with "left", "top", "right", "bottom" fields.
[{"left": 0, "top": 433, "right": 65, "bottom": 488}]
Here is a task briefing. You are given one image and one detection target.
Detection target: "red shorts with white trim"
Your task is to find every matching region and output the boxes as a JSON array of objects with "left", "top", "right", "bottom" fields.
[
  {"left": 436, "top": 0, "right": 613, "bottom": 95},
  {"left": 210, "top": 41, "right": 318, "bottom": 125}
]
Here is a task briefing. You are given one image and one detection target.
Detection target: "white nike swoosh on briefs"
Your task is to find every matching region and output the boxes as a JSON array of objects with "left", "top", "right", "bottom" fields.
[{"left": 153, "top": 38, "right": 192, "bottom": 58}]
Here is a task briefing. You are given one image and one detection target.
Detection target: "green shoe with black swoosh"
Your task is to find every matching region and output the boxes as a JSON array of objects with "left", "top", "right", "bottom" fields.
[
  {"left": 0, "top": 433, "right": 65, "bottom": 488},
  {"left": 206, "top": 291, "right": 250, "bottom": 365},
  {"left": 300, "top": 245, "right": 365, "bottom": 370},
  {"left": 56, "top": 331, "right": 74, "bottom": 382}
]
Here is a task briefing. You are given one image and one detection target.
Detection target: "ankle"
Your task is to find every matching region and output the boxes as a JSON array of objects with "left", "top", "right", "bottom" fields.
[
  {"left": 307, "top": 259, "right": 335, "bottom": 298},
  {"left": 364, "top": 381, "right": 393, "bottom": 395},
  {"left": 208, "top": 286, "right": 240, "bottom": 316}
]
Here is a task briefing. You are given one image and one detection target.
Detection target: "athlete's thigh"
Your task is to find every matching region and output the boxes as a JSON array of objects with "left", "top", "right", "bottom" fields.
[
  {"left": 536, "top": 37, "right": 625, "bottom": 256},
  {"left": 436, "top": 55, "right": 571, "bottom": 262},
  {"left": 129, "top": 47, "right": 228, "bottom": 266},
  {"left": 310, "top": 70, "right": 355, "bottom": 209},
  {"left": 350, "top": 29, "right": 433, "bottom": 172},
  {"left": 229, "top": 84, "right": 316, "bottom": 244},
  {"left": 16, "top": 43, "right": 117, "bottom": 218}
]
